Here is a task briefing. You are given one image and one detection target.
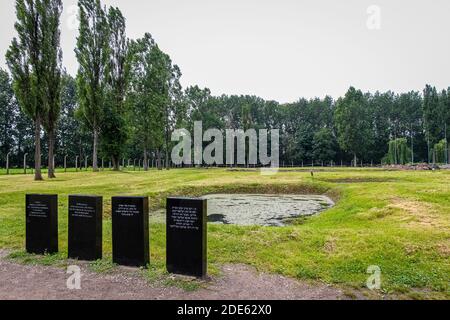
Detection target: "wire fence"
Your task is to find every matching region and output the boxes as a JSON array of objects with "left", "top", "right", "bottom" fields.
[{"left": 2, "top": 154, "right": 447, "bottom": 176}]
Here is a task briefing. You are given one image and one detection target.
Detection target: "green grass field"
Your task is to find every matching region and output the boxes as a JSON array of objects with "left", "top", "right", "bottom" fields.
[{"left": 0, "top": 168, "right": 448, "bottom": 299}]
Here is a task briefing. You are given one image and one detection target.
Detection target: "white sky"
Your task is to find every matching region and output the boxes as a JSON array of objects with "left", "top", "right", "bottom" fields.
[{"left": 1, "top": 0, "right": 450, "bottom": 103}]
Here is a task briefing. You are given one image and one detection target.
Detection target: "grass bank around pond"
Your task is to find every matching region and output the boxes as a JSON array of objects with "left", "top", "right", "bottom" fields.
[{"left": 0, "top": 168, "right": 448, "bottom": 299}]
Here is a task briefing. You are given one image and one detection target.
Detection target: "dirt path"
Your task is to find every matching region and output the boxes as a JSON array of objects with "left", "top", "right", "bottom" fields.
[{"left": 0, "top": 250, "right": 344, "bottom": 300}]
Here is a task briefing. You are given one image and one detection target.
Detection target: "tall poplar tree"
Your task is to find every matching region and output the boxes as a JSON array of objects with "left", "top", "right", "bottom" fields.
[
  {"left": 0, "top": 69, "right": 16, "bottom": 165},
  {"left": 129, "top": 34, "right": 156, "bottom": 171},
  {"left": 41, "top": 0, "right": 63, "bottom": 178},
  {"left": 149, "top": 47, "right": 171, "bottom": 170},
  {"left": 75, "top": 0, "right": 110, "bottom": 172},
  {"left": 101, "top": 7, "right": 130, "bottom": 170},
  {"left": 164, "top": 63, "right": 183, "bottom": 170},
  {"left": 423, "top": 85, "right": 441, "bottom": 162},
  {"left": 6, "top": 0, "right": 62, "bottom": 180},
  {"left": 129, "top": 37, "right": 170, "bottom": 170},
  {"left": 334, "top": 87, "right": 372, "bottom": 166}
]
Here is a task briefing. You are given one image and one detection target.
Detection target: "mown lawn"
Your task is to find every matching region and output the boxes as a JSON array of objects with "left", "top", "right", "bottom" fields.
[{"left": 0, "top": 168, "right": 448, "bottom": 299}]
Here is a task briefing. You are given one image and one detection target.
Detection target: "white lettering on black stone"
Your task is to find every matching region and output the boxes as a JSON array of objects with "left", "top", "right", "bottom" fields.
[
  {"left": 28, "top": 201, "right": 49, "bottom": 218},
  {"left": 116, "top": 204, "right": 139, "bottom": 217},
  {"left": 71, "top": 202, "right": 94, "bottom": 218},
  {"left": 170, "top": 206, "right": 199, "bottom": 230}
]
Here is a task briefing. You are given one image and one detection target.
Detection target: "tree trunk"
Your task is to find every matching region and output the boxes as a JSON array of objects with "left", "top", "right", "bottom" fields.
[
  {"left": 6, "top": 153, "right": 10, "bottom": 175},
  {"left": 448, "top": 148, "right": 450, "bottom": 166},
  {"left": 34, "top": 116, "right": 43, "bottom": 181},
  {"left": 354, "top": 154, "right": 357, "bottom": 168},
  {"left": 48, "top": 129, "right": 56, "bottom": 179},
  {"left": 93, "top": 128, "right": 99, "bottom": 172},
  {"left": 445, "top": 123, "right": 448, "bottom": 165},
  {"left": 157, "top": 149, "right": 162, "bottom": 170},
  {"left": 143, "top": 148, "right": 148, "bottom": 171},
  {"left": 165, "top": 129, "right": 170, "bottom": 170},
  {"left": 112, "top": 156, "right": 120, "bottom": 171},
  {"left": 411, "top": 124, "right": 414, "bottom": 165},
  {"left": 165, "top": 145, "right": 170, "bottom": 170}
]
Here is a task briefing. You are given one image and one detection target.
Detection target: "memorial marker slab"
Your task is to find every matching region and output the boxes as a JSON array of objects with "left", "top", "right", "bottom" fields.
[
  {"left": 68, "top": 195, "right": 103, "bottom": 261},
  {"left": 166, "top": 197, "right": 207, "bottom": 277},
  {"left": 26, "top": 194, "right": 58, "bottom": 254},
  {"left": 112, "top": 196, "right": 149, "bottom": 267}
]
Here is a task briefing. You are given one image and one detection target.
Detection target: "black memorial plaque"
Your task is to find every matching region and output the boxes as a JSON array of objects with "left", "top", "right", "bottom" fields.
[
  {"left": 166, "top": 197, "right": 207, "bottom": 277},
  {"left": 112, "top": 196, "right": 149, "bottom": 267},
  {"left": 68, "top": 195, "right": 103, "bottom": 261},
  {"left": 26, "top": 194, "right": 58, "bottom": 254}
]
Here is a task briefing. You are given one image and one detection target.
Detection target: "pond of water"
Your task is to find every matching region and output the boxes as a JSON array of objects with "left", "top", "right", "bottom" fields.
[
  {"left": 152, "top": 194, "right": 334, "bottom": 227},
  {"left": 203, "top": 194, "right": 334, "bottom": 226}
]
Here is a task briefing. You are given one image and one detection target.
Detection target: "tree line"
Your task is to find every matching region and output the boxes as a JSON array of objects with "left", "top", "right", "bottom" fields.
[{"left": 0, "top": 0, "right": 449, "bottom": 180}]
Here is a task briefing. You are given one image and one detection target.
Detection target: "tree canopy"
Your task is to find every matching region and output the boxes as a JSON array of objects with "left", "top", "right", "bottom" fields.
[{"left": 2, "top": 0, "right": 449, "bottom": 173}]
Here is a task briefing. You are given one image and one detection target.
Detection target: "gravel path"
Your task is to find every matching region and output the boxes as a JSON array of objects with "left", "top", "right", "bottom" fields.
[{"left": 0, "top": 250, "right": 344, "bottom": 300}]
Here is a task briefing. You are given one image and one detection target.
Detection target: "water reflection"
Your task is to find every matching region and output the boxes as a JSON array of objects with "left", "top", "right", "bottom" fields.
[
  {"left": 151, "top": 194, "right": 334, "bottom": 227},
  {"left": 203, "top": 194, "right": 334, "bottom": 226}
]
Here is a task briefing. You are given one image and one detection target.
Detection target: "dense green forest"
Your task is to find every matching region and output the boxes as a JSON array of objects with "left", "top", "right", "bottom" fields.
[{"left": 0, "top": 0, "right": 449, "bottom": 179}]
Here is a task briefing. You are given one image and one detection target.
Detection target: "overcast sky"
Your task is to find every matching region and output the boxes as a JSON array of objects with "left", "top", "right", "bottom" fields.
[{"left": 1, "top": 0, "right": 449, "bottom": 103}]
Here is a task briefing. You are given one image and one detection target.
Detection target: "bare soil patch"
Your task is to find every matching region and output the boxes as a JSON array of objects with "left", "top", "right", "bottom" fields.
[
  {"left": 0, "top": 250, "right": 344, "bottom": 300},
  {"left": 389, "top": 198, "right": 447, "bottom": 229},
  {"left": 320, "top": 177, "right": 398, "bottom": 183}
]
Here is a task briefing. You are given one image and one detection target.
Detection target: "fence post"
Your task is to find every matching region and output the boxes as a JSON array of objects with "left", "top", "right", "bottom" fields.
[{"left": 64, "top": 155, "right": 67, "bottom": 173}]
